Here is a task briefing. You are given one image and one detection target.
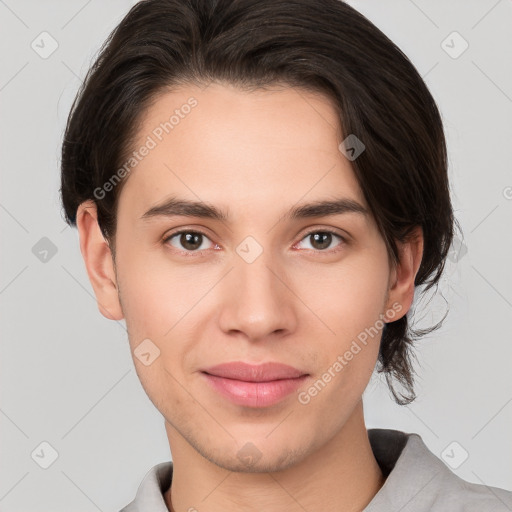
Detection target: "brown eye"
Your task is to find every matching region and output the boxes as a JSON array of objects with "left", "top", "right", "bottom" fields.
[
  {"left": 297, "top": 230, "right": 345, "bottom": 252},
  {"left": 164, "top": 231, "right": 214, "bottom": 252}
]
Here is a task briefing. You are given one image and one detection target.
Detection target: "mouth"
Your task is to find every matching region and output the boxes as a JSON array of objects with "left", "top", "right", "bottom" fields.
[
  {"left": 201, "top": 361, "right": 308, "bottom": 381},
  {"left": 200, "top": 361, "right": 309, "bottom": 408}
]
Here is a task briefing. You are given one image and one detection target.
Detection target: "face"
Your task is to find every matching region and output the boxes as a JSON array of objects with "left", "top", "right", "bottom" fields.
[{"left": 79, "top": 82, "right": 416, "bottom": 473}]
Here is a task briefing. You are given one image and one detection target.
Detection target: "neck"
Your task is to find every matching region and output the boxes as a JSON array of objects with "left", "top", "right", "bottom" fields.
[{"left": 164, "top": 401, "right": 385, "bottom": 512}]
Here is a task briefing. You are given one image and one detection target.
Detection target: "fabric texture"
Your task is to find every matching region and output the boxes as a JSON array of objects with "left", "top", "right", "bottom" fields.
[{"left": 119, "top": 428, "right": 512, "bottom": 511}]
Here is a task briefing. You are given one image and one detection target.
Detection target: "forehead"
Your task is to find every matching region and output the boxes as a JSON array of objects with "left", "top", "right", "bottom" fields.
[{"left": 117, "top": 82, "right": 368, "bottom": 223}]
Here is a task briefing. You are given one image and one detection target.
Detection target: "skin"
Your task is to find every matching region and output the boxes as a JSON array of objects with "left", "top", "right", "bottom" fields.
[{"left": 76, "top": 82, "right": 423, "bottom": 512}]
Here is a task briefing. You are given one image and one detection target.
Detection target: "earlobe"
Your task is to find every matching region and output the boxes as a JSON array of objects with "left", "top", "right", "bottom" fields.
[
  {"left": 384, "top": 226, "right": 424, "bottom": 322},
  {"left": 76, "top": 200, "right": 124, "bottom": 321}
]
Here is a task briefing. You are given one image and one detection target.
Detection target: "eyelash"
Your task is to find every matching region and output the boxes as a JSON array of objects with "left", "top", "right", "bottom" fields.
[{"left": 162, "top": 228, "right": 347, "bottom": 256}]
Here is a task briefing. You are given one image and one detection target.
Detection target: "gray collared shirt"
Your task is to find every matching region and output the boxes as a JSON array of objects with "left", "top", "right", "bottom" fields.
[{"left": 119, "top": 428, "right": 512, "bottom": 511}]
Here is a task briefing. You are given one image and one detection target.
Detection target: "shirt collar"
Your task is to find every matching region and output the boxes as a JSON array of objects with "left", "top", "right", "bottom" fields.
[{"left": 363, "top": 428, "right": 448, "bottom": 510}]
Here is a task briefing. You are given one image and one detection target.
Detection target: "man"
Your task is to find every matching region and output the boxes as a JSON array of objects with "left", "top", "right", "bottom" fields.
[{"left": 59, "top": 0, "right": 512, "bottom": 510}]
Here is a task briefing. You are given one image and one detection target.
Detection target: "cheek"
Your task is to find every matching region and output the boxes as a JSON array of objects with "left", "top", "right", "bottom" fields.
[
  {"left": 118, "top": 273, "right": 169, "bottom": 341},
  {"left": 295, "top": 252, "right": 389, "bottom": 385},
  {"left": 297, "top": 250, "right": 390, "bottom": 331},
  {"left": 116, "top": 250, "right": 213, "bottom": 387},
  {"left": 115, "top": 245, "right": 195, "bottom": 338}
]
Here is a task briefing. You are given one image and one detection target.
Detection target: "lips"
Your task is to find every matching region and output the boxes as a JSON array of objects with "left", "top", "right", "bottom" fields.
[
  {"left": 201, "top": 361, "right": 307, "bottom": 382},
  {"left": 200, "top": 362, "right": 309, "bottom": 408}
]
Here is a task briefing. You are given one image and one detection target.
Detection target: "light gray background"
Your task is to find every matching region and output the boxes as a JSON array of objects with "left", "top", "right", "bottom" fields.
[{"left": 1, "top": 0, "right": 511, "bottom": 510}]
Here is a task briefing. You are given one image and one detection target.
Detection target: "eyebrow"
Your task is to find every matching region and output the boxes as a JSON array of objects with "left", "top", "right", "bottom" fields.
[{"left": 140, "top": 196, "right": 369, "bottom": 222}]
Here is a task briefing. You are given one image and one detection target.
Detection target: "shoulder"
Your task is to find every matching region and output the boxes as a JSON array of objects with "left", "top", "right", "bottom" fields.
[
  {"left": 365, "top": 429, "right": 512, "bottom": 512},
  {"left": 429, "top": 465, "right": 512, "bottom": 511}
]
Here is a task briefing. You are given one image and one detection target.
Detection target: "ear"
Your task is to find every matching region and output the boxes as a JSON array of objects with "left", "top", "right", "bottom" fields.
[
  {"left": 76, "top": 200, "right": 124, "bottom": 321},
  {"left": 383, "top": 226, "right": 424, "bottom": 322}
]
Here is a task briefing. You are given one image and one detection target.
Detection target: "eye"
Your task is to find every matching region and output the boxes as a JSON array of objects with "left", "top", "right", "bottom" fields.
[
  {"left": 163, "top": 230, "right": 216, "bottom": 253},
  {"left": 163, "top": 228, "right": 346, "bottom": 255},
  {"left": 295, "top": 229, "right": 345, "bottom": 252}
]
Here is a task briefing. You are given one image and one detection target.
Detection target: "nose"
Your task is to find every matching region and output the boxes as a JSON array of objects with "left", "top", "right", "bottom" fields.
[{"left": 217, "top": 247, "right": 298, "bottom": 342}]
